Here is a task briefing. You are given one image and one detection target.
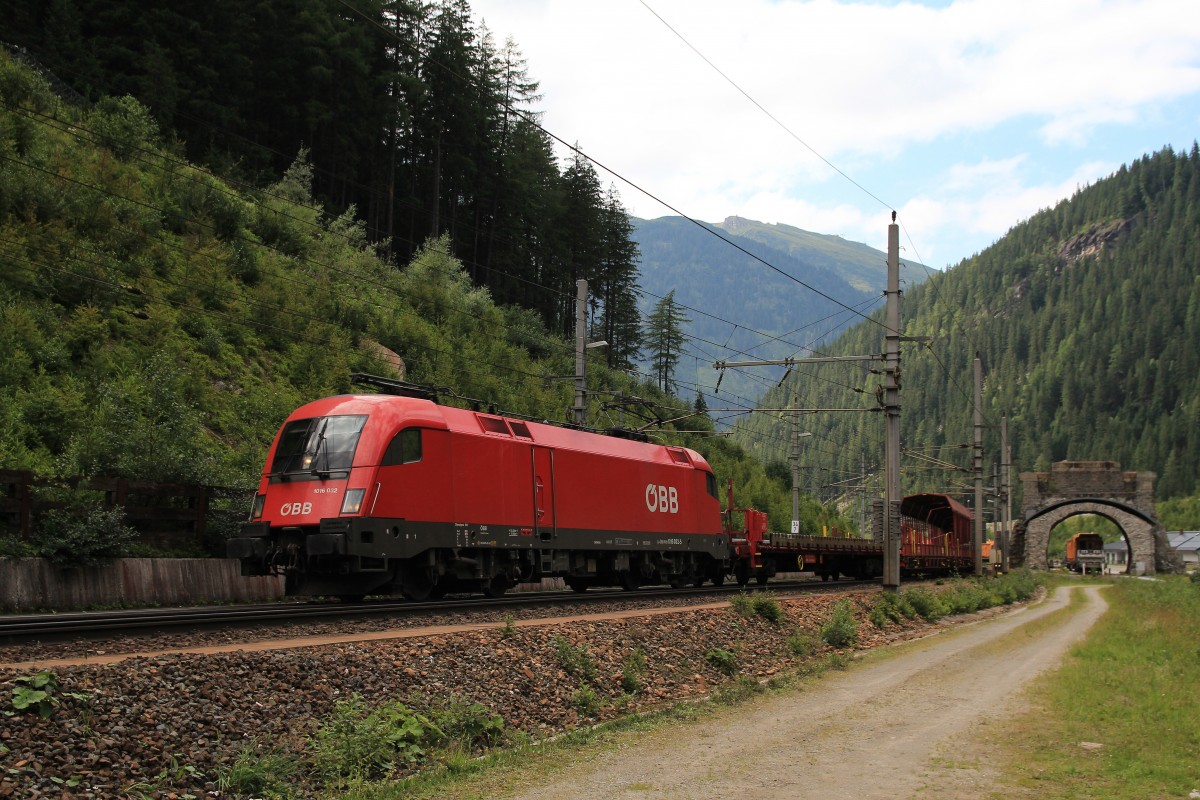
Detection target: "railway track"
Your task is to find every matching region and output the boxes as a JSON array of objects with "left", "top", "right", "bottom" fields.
[{"left": 0, "top": 578, "right": 876, "bottom": 644}]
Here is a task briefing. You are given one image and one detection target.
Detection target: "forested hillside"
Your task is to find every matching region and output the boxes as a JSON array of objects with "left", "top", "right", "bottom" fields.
[
  {"left": 2, "top": 0, "right": 643, "bottom": 363},
  {"left": 741, "top": 144, "right": 1200, "bottom": 506},
  {"left": 633, "top": 216, "right": 877, "bottom": 408},
  {"left": 0, "top": 53, "right": 851, "bottom": 552}
]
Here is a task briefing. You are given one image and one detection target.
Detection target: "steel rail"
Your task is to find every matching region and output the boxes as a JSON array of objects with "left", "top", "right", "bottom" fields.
[{"left": 0, "top": 579, "right": 876, "bottom": 643}]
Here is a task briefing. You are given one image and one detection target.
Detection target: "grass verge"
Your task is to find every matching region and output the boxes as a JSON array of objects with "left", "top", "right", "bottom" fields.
[
  {"left": 317, "top": 652, "right": 854, "bottom": 800},
  {"left": 984, "top": 576, "right": 1200, "bottom": 799}
]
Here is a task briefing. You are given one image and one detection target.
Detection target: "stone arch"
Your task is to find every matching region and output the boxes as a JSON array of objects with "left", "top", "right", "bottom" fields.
[
  {"left": 1013, "top": 461, "right": 1181, "bottom": 576},
  {"left": 1021, "top": 500, "right": 1153, "bottom": 573}
]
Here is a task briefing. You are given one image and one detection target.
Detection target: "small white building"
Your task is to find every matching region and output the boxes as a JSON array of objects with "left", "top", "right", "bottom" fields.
[
  {"left": 1167, "top": 532, "right": 1200, "bottom": 571},
  {"left": 1103, "top": 540, "right": 1129, "bottom": 572}
]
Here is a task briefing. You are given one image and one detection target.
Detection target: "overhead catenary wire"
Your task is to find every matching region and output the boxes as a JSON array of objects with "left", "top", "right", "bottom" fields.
[{"left": 634, "top": 1, "right": 994, "bottom": 427}]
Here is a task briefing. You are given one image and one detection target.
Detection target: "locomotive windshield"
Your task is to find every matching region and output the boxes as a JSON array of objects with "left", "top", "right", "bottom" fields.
[{"left": 270, "top": 415, "right": 368, "bottom": 477}]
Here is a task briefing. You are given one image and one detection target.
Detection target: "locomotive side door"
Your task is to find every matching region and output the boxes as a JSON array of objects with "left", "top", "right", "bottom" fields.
[{"left": 532, "top": 446, "right": 556, "bottom": 541}]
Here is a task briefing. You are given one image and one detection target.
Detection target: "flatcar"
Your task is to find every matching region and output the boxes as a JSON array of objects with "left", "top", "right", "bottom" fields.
[
  {"left": 727, "top": 492, "right": 975, "bottom": 582},
  {"left": 227, "top": 380, "right": 728, "bottom": 600}
]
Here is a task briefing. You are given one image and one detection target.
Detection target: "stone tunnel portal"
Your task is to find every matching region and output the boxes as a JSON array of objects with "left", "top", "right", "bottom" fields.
[{"left": 1013, "top": 461, "right": 1180, "bottom": 576}]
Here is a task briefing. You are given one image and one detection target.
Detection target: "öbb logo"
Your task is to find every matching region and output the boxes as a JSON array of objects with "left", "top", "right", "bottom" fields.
[
  {"left": 644, "top": 484, "right": 678, "bottom": 514},
  {"left": 280, "top": 502, "right": 313, "bottom": 516}
]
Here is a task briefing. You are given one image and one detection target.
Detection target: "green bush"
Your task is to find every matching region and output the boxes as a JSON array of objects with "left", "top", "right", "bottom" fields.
[
  {"left": 942, "top": 580, "right": 997, "bottom": 614},
  {"left": 995, "top": 568, "right": 1043, "bottom": 602},
  {"left": 868, "top": 603, "right": 890, "bottom": 629},
  {"left": 570, "top": 685, "right": 600, "bottom": 716},
  {"left": 0, "top": 535, "right": 36, "bottom": 558},
  {"left": 217, "top": 742, "right": 297, "bottom": 796},
  {"left": 427, "top": 695, "right": 504, "bottom": 748},
  {"left": 869, "top": 591, "right": 914, "bottom": 627},
  {"left": 7, "top": 671, "right": 61, "bottom": 718},
  {"left": 827, "top": 652, "right": 851, "bottom": 670},
  {"left": 5, "top": 670, "right": 89, "bottom": 722},
  {"left": 728, "top": 592, "right": 754, "bottom": 616},
  {"left": 620, "top": 648, "right": 648, "bottom": 694},
  {"left": 552, "top": 635, "right": 598, "bottom": 683},
  {"left": 903, "top": 586, "right": 949, "bottom": 621},
  {"left": 786, "top": 630, "right": 817, "bottom": 657},
  {"left": 31, "top": 500, "right": 137, "bottom": 569},
  {"left": 729, "top": 591, "right": 784, "bottom": 623},
  {"left": 750, "top": 592, "right": 785, "bottom": 623},
  {"left": 310, "top": 695, "right": 446, "bottom": 786},
  {"left": 705, "top": 648, "right": 738, "bottom": 675},
  {"left": 820, "top": 599, "right": 859, "bottom": 648}
]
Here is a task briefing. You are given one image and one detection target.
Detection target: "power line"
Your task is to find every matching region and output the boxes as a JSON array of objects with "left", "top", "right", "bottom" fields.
[{"left": 637, "top": 0, "right": 893, "bottom": 212}]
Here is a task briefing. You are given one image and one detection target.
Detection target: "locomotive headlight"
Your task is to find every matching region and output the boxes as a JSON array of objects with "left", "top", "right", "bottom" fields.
[
  {"left": 341, "top": 488, "right": 366, "bottom": 515},
  {"left": 250, "top": 493, "right": 266, "bottom": 520}
]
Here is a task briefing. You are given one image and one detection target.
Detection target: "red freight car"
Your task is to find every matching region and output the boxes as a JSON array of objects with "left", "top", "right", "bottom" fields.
[
  {"left": 721, "top": 492, "right": 972, "bottom": 583},
  {"left": 227, "top": 385, "right": 728, "bottom": 600},
  {"left": 898, "top": 493, "right": 974, "bottom": 574}
]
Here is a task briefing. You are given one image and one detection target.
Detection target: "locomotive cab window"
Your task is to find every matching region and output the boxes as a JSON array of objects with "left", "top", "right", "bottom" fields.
[
  {"left": 705, "top": 471, "right": 718, "bottom": 499},
  {"left": 382, "top": 428, "right": 423, "bottom": 465},
  {"left": 271, "top": 414, "right": 367, "bottom": 476}
]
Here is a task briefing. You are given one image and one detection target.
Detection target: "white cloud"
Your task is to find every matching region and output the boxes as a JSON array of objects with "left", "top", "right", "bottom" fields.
[{"left": 471, "top": 0, "right": 1200, "bottom": 262}]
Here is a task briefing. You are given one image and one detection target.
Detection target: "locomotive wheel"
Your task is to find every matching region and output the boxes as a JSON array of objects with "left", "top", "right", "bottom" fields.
[
  {"left": 565, "top": 577, "right": 589, "bottom": 593},
  {"left": 403, "top": 583, "right": 433, "bottom": 601},
  {"left": 710, "top": 573, "right": 725, "bottom": 587},
  {"left": 483, "top": 574, "right": 510, "bottom": 598},
  {"left": 399, "top": 559, "right": 436, "bottom": 601},
  {"left": 734, "top": 562, "right": 750, "bottom": 588},
  {"left": 621, "top": 571, "right": 640, "bottom": 591},
  {"left": 337, "top": 594, "right": 365, "bottom": 603},
  {"left": 755, "top": 573, "right": 769, "bottom": 586}
]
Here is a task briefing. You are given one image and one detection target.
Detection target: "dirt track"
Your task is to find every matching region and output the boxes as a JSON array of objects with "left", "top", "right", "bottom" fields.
[{"left": 501, "top": 585, "right": 1108, "bottom": 800}]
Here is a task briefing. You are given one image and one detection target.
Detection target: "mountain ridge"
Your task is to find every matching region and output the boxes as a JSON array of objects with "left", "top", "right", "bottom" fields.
[{"left": 738, "top": 144, "right": 1200, "bottom": 503}]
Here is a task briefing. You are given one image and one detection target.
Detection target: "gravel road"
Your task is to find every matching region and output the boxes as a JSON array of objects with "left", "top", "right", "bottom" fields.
[{"left": 501, "top": 584, "right": 1108, "bottom": 800}]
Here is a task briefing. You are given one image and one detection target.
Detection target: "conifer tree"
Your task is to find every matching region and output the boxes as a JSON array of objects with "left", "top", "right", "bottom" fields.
[{"left": 645, "top": 290, "right": 691, "bottom": 394}]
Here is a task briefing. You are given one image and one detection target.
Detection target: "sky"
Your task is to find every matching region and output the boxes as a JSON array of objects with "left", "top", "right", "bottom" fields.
[{"left": 469, "top": 0, "right": 1200, "bottom": 268}]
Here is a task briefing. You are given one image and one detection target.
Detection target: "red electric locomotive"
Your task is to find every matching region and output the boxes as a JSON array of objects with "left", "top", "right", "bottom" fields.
[{"left": 227, "top": 378, "right": 728, "bottom": 600}]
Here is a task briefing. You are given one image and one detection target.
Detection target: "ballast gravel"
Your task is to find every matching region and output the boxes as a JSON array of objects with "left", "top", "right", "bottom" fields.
[{"left": 0, "top": 589, "right": 1012, "bottom": 798}]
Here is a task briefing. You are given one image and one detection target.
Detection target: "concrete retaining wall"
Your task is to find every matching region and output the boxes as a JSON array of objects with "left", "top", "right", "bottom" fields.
[
  {"left": 0, "top": 564, "right": 706, "bottom": 612},
  {"left": 0, "top": 557, "right": 284, "bottom": 612}
]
